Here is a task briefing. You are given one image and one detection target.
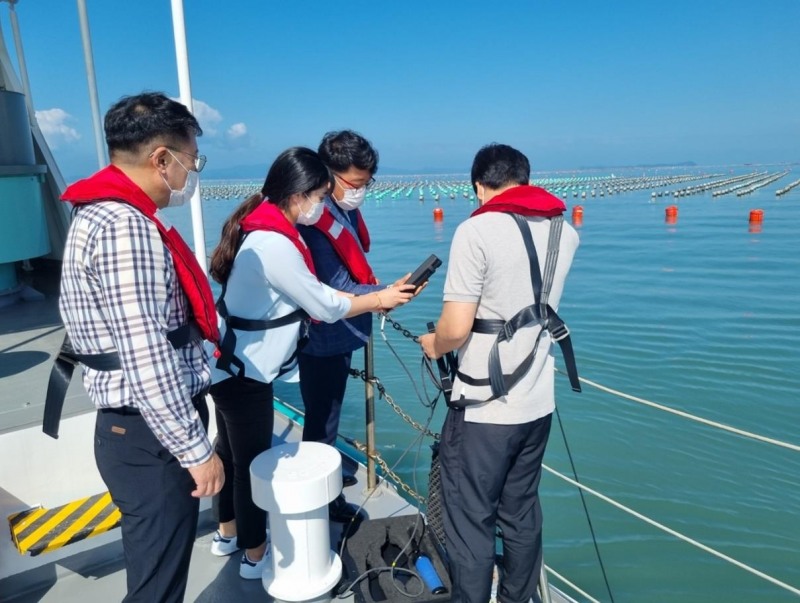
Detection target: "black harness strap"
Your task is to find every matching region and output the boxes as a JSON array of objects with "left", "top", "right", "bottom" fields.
[
  {"left": 454, "top": 213, "right": 580, "bottom": 406},
  {"left": 215, "top": 285, "right": 308, "bottom": 379},
  {"left": 43, "top": 319, "right": 203, "bottom": 439},
  {"left": 213, "top": 231, "right": 310, "bottom": 379}
]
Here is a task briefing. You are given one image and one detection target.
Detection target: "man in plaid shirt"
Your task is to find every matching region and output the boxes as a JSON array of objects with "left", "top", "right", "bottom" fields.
[{"left": 58, "top": 92, "right": 224, "bottom": 602}]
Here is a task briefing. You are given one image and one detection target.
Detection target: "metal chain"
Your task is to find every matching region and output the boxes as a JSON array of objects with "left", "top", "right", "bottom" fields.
[
  {"left": 349, "top": 369, "right": 440, "bottom": 440},
  {"left": 347, "top": 437, "right": 427, "bottom": 507},
  {"left": 381, "top": 314, "right": 421, "bottom": 343},
  {"left": 340, "top": 316, "right": 439, "bottom": 508}
]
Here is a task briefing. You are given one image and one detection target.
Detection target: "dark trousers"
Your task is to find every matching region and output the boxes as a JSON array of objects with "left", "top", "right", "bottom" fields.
[
  {"left": 94, "top": 394, "right": 209, "bottom": 603},
  {"left": 210, "top": 376, "right": 273, "bottom": 550},
  {"left": 439, "top": 409, "right": 553, "bottom": 603},
  {"left": 298, "top": 351, "right": 352, "bottom": 446}
]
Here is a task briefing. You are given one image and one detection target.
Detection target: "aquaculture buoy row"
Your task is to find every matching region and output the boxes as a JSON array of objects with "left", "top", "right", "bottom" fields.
[
  {"left": 710, "top": 171, "right": 789, "bottom": 197},
  {"left": 776, "top": 178, "right": 800, "bottom": 196},
  {"left": 196, "top": 169, "right": 794, "bottom": 208},
  {"left": 736, "top": 171, "right": 789, "bottom": 197}
]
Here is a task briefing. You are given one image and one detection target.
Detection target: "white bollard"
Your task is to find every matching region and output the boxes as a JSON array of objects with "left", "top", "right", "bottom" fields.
[{"left": 250, "top": 442, "right": 343, "bottom": 602}]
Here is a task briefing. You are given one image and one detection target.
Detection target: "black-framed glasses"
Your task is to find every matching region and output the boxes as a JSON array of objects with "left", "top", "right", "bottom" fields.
[
  {"left": 336, "top": 174, "right": 376, "bottom": 190},
  {"left": 170, "top": 148, "right": 207, "bottom": 173}
]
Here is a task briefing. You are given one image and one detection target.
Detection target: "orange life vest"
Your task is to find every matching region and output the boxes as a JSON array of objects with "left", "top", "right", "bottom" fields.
[
  {"left": 311, "top": 206, "right": 376, "bottom": 284},
  {"left": 61, "top": 165, "right": 219, "bottom": 344}
]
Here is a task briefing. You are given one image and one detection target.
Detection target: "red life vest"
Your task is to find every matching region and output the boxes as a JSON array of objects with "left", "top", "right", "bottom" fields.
[
  {"left": 240, "top": 201, "right": 317, "bottom": 276},
  {"left": 61, "top": 165, "right": 220, "bottom": 344},
  {"left": 470, "top": 184, "right": 566, "bottom": 219},
  {"left": 311, "top": 206, "right": 377, "bottom": 285}
]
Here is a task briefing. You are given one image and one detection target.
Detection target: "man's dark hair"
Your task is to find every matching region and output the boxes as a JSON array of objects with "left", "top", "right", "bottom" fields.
[
  {"left": 104, "top": 92, "right": 202, "bottom": 155},
  {"left": 318, "top": 130, "right": 379, "bottom": 175},
  {"left": 470, "top": 143, "right": 530, "bottom": 193}
]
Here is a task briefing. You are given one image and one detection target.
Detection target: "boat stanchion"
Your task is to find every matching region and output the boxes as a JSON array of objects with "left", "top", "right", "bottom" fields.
[
  {"left": 250, "top": 442, "right": 343, "bottom": 602},
  {"left": 364, "top": 334, "right": 378, "bottom": 492}
]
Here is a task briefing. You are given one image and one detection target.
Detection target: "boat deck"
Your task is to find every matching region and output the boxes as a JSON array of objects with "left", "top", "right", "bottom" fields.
[
  {"left": 0, "top": 263, "right": 575, "bottom": 603},
  {"left": 4, "top": 409, "right": 421, "bottom": 603}
]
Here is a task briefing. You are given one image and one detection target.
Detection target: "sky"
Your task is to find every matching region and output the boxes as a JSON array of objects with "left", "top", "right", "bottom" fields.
[{"left": 1, "top": 0, "right": 798, "bottom": 181}]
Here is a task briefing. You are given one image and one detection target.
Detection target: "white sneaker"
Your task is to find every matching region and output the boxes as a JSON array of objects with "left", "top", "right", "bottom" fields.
[
  {"left": 210, "top": 530, "right": 240, "bottom": 557},
  {"left": 239, "top": 550, "right": 270, "bottom": 580}
]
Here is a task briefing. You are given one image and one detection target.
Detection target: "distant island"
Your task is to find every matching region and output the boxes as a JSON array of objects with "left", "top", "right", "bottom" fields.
[{"left": 576, "top": 161, "right": 698, "bottom": 170}]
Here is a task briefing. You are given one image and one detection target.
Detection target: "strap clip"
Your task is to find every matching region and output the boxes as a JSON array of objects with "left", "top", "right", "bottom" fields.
[{"left": 547, "top": 318, "right": 570, "bottom": 342}]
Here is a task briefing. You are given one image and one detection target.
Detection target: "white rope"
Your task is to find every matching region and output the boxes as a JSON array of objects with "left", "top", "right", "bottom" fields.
[
  {"left": 544, "top": 465, "right": 800, "bottom": 597},
  {"left": 556, "top": 369, "right": 800, "bottom": 453},
  {"left": 544, "top": 565, "right": 601, "bottom": 603}
]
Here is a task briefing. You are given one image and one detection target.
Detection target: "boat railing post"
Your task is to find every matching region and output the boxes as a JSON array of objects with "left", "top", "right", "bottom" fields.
[
  {"left": 539, "top": 559, "right": 552, "bottom": 603},
  {"left": 75, "top": 0, "right": 108, "bottom": 170},
  {"left": 364, "top": 330, "right": 377, "bottom": 492},
  {"left": 169, "top": 0, "right": 208, "bottom": 273}
]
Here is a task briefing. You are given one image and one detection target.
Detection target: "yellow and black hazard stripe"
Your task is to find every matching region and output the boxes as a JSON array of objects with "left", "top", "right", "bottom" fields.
[{"left": 8, "top": 492, "right": 121, "bottom": 556}]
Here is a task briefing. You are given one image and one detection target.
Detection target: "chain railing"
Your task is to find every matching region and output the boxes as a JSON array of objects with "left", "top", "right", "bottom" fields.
[
  {"left": 343, "top": 436, "right": 428, "bottom": 507},
  {"left": 343, "top": 315, "right": 441, "bottom": 506},
  {"left": 381, "top": 313, "right": 421, "bottom": 343},
  {"left": 348, "top": 367, "right": 441, "bottom": 440}
]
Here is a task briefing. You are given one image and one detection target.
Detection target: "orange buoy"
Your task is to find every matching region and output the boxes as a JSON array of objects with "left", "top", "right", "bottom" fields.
[
  {"left": 749, "top": 209, "right": 764, "bottom": 223},
  {"left": 665, "top": 205, "right": 678, "bottom": 224},
  {"left": 571, "top": 205, "right": 583, "bottom": 227},
  {"left": 433, "top": 207, "right": 444, "bottom": 221}
]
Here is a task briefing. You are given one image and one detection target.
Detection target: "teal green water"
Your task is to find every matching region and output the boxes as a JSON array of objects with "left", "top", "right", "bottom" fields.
[{"left": 174, "top": 172, "right": 800, "bottom": 602}]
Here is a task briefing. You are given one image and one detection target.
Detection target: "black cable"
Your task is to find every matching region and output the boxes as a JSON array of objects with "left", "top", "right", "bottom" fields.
[
  {"left": 337, "top": 325, "right": 442, "bottom": 599},
  {"left": 554, "top": 406, "right": 615, "bottom": 603}
]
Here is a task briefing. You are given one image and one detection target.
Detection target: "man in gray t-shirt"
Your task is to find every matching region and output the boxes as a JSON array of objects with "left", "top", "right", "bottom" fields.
[{"left": 420, "top": 144, "right": 579, "bottom": 603}]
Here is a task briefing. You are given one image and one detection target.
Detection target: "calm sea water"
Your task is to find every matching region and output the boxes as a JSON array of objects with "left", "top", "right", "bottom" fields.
[{"left": 171, "top": 170, "right": 800, "bottom": 602}]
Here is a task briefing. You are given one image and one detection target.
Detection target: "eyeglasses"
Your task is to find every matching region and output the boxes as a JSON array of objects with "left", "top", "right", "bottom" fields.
[
  {"left": 336, "top": 174, "right": 376, "bottom": 190},
  {"left": 169, "top": 148, "right": 207, "bottom": 173}
]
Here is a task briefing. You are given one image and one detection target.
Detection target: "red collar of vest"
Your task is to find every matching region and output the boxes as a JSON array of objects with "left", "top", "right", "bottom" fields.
[
  {"left": 61, "top": 165, "right": 220, "bottom": 344},
  {"left": 353, "top": 208, "right": 371, "bottom": 253},
  {"left": 471, "top": 185, "right": 566, "bottom": 218},
  {"left": 240, "top": 201, "right": 317, "bottom": 276},
  {"left": 312, "top": 206, "right": 376, "bottom": 285}
]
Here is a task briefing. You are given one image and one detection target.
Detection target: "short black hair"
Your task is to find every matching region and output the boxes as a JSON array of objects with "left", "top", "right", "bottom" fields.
[
  {"left": 470, "top": 144, "right": 530, "bottom": 193},
  {"left": 104, "top": 92, "right": 202, "bottom": 155},
  {"left": 318, "top": 130, "right": 379, "bottom": 175}
]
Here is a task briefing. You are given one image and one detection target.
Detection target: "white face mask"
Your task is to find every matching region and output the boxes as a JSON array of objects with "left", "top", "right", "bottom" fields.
[
  {"left": 331, "top": 178, "right": 367, "bottom": 211},
  {"left": 161, "top": 151, "right": 199, "bottom": 208},
  {"left": 335, "top": 182, "right": 367, "bottom": 211},
  {"left": 296, "top": 195, "right": 324, "bottom": 225}
]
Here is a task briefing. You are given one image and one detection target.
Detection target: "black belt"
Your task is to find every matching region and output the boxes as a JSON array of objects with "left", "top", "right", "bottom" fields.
[
  {"left": 97, "top": 390, "right": 209, "bottom": 417},
  {"left": 43, "top": 324, "right": 203, "bottom": 439}
]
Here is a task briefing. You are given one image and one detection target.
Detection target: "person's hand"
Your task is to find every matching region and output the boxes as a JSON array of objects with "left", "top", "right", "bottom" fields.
[
  {"left": 419, "top": 333, "right": 440, "bottom": 359},
  {"left": 391, "top": 273, "right": 426, "bottom": 296},
  {"left": 376, "top": 284, "right": 414, "bottom": 311},
  {"left": 391, "top": 273, "right": 411, "bottom": 288},
  {"left": 188, "top": 452, "right": 225, "bottom": 498}
]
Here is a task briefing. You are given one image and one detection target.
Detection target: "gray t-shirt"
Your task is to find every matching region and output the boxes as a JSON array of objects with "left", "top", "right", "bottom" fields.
[{"left": 443, "top": 212, "right": 579, "bottom": 424}]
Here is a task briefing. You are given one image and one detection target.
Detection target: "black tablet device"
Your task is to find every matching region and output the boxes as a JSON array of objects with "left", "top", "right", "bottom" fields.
[{"left": 407, "top": 254, "right": 442, "bottom": 288}]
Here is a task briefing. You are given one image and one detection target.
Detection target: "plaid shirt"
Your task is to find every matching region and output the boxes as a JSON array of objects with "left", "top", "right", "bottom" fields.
[
  {"left": 59, "top": 201, "right": 212, "bottom": 467},
  {"left": 298, "top": 198, "right": 384, "bottom": 357}
]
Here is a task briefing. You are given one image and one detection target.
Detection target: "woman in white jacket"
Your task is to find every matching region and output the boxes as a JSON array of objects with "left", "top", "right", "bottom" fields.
[{"left": 206, "top": 147, "right": 413, "bottom": 579}]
